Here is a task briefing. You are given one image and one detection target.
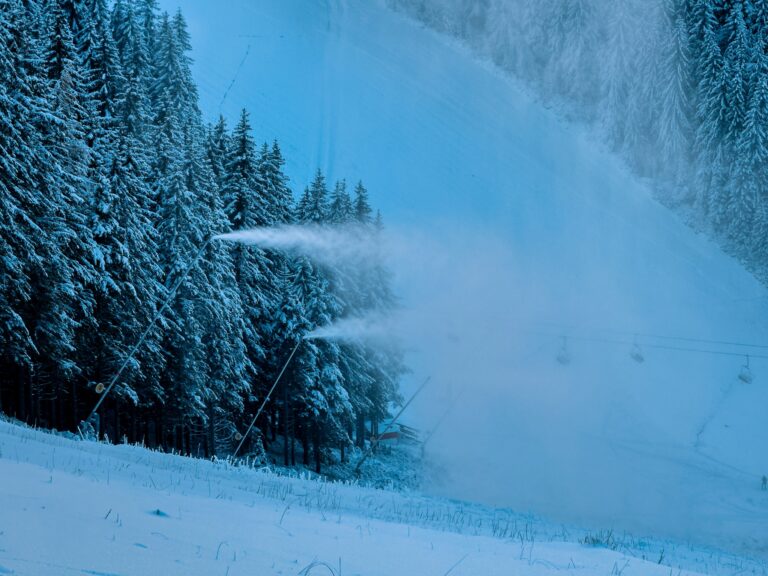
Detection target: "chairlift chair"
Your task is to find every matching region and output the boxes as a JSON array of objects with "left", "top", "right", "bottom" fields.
[
  {"left": 556, "top": 336, "right": 571, "bottom": 365},
  {"left": 738, "top": 355, "right": 753, "bottom": 384},
  {"left": 630, "top": 339, "right": 644, "bottom": 363}
]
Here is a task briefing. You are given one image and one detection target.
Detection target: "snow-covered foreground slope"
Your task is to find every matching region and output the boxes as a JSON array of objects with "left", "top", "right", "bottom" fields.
[
  {"left": 0, "top": 421, "right": 763, "bottom": 576},
  {"left": 159, "top": 0, "right": 768, "bottom": 555}
]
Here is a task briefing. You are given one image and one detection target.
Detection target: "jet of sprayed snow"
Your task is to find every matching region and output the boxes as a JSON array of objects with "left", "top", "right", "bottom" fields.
[
  {"left": 306, "top": 313, "right": 398, "bottom": 343},
  {"left": 215, "top": 224, "right": 379, "bottom": 265}
]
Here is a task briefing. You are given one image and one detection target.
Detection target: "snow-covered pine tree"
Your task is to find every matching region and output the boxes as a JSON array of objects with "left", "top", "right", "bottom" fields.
[
  {"left": 33, "top": 0, "right": 104, "bottom": 431},
  {"left": 148, "top": 11, "right": 212, "bottom": 451},
  {"left": 206, "top": 116, "right": 230, "bottom": 191},
  {"left": 691, "top": 0, "right": 728, "bottom": 219},
  {"left": 723, "top": 2, "right": 751, "bottom": 150},
  {"left": 0, "top": 0, "right": 85, "bottom": 427},
  {"left": 286, "top": 256, "right": 351, "bottom": 474},
  {"left": 195, "top": 117, "right": 253, "bottom": 456},
  {"left": 329, "top": 180, "right": 354, "bottom": 225},
  {"left": 223, "top": 109, "right": 271, "bottom": 405},
  {"left": 296, "top": 169, "right": 330, "bottom": 224},
  {"left": 727, "top": 41, "right": 768, "bottom": 248},
  {"left": 353, "top": 181, "right": 372, "bottom": 225},
  {"left": 656, "top": 0, "right": 692, "bottom": 186},
  {"left": 0, "top": 1, "right": 407, "bottom": 463},
  {"left": 111, "top": 0, "right": 151, "bottom": 140},
  {"left": 154, "top": 127, "right": 209, "bottom": 451},
  {"left": 259, "top": 140, "right": 294, "bottom": 226}
]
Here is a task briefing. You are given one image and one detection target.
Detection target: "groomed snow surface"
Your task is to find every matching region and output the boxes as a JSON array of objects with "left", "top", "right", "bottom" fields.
[{"left": 0, "top": 420, "right": 764, "bottom": 576}]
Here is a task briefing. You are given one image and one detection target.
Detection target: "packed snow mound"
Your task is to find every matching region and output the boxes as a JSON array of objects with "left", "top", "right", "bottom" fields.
[
  {"left": 160, "top": 0, "right": 768, "bottom": 554},
  {"left": 0, "top": 420, "right": 762, "bottom": 576}
]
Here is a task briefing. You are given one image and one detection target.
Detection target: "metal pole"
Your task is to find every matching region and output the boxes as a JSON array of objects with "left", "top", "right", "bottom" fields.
[
  {"left": 80, "top": 238, "right": 214, "bottom": 435},
  {"left": 354, "top": 376, "right": 430, "bottom": 475},
  {"left": 420, "top": 387, "right": 465, "bottom": 456},
  {"left": 233, "top": 338, "right": 303, "bottom": 458}
]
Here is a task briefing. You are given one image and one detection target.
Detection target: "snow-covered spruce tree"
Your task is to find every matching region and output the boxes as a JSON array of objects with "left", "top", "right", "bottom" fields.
[
  {"left": 259, "top": 140, "right": 294, "bottom": 226},
  {"left": 268, "top": 279, "right": 309, "bottom": 466},
  {"left": 253, "top": 139, "right": 297, "bottom": 448},
  {"left": 154, "top": 128, "right": 209, "bottom": 452},
  {"left": 296, "top": 169, "right": 330, "bottom": 224},
  {"left": 111, "top": 0, "right": 151, "bottom": 140},
  {"left": 76, "top": 0, "right": 162, "bottom": 441},
  {"left": 206, "top": 116, "right": 230, "bottom": 191},
  {"left": 728, "top": 45, "right": 768, "bottom": 250},
  {"left": 185, "top": 126, "right": 253, "bottom": 457},
  {"left": 149, "top": 11, "right": 209, "bottom": 451},
  {"left": 197, "top": 116, "right": 253, "bottom": 457},
  {"left": 542, "top": 0, "right": 600, "bottom": 114},
  {"left": 656, "top": 0, "right": 693, "bottom": 188},
  {"left": 353, "top": 181, "right": 372, "bottom": 225},
  {"left": 223, "top": 109, "right": 270, "bottom": 406},
  {"left": 722, "top": 2, "right": 751, "bottom": 150},
  {"left": 285, "top": 256, "right": 352, "bottom": 474},
  {"left": 691, "top": 0, "right": 729, "bottom": 221},
  {"left": 600, "top": 2, "right": 640, "bottom": 153},
  {"left": 0, "top": 2, "right": 406, "bottom": 468},
  {"left": 292, "top": 172, "right": 363, "bottom": 471},
  {"left": 0, "top": 0, "right": 78, "bottom": 426},
  {"left": 329, "top": 180, "right": 354, "bottom": 225},
  {"left": 29, "top": 0, "right": 102, "bottom": 431}
]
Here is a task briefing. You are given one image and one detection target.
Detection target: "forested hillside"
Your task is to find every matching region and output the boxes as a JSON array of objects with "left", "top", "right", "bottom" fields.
[
  {"left": 388, "top": 0, "right": 768, "bottom": 280},
  {"left": 0, "top": 0, "right": 404, "bottom": 471}
]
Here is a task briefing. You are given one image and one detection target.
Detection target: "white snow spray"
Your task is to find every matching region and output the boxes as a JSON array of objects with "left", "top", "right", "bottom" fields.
[
  {"left": 218, "top": 225, "right": 402, "bottom": 346},
  {"left": 305, "top": 313, "right": 399, "bottom": 343},
  {"left": 215, "top": 224, "right": 378, "bottom": 266}
]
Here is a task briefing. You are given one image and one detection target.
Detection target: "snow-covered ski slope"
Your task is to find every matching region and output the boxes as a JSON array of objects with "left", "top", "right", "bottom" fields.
[
  {"left": 169, "top": 0, "right": 768, "bottom": 556},
  {"left": 0, "top": 420, "right": 763, "bottom": 576}
]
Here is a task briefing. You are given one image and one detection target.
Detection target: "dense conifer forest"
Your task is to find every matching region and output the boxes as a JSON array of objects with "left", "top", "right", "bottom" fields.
[{"left": 0, "top": 0, "right": 405, "bottom": 472}]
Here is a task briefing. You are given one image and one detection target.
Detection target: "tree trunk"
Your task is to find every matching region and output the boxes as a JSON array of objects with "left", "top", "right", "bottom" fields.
[
  {"left": 131, "top": 405, "right": 138, "bottom": 445},
  {"left": 356, "top": 413, "right": 366, "bottom": 448},
  {"left": 207, "top": 404, "right": 216, "bottom": 458},
  {"left": 282, "top": 380, "right": 289, "bottom": 466},
  {"left": 271, "top": 407, "right": 278, "bottom": 442},
  {"left": 157, "top": 407, "right": 165, "bottom": 450},
  {"left": 301, "top": 427, "right": 309, "bottom": 466},
  {"left": 114, "top": 401, "right": 121, "bottom": 443},
  {"left": 71, "top": 379, "right": 78, "bottom": 432},
  {"left": 57, "top": 380, "right": 65, "bottom": 431},
  {"left": 17, "top": 367, "right": 27, "bottom": 422},
  {"left": 313, "top": 421, "right": 322, "bottom": 474}
]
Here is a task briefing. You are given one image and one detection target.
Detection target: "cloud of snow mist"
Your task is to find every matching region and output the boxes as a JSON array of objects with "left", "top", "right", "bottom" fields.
[
  {"left": 370, "top": 219, "right": 768, "bottom": 552},
  {"left": 220, "top": 214, "right": 767, "bottom": 551}
]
